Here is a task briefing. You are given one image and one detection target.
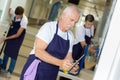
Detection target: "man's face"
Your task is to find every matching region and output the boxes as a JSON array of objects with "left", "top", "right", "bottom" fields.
[
  {"left": 15, "top": 15, "right": 22, "bottom": 19},
  {"left": 84, "top": 21, "right": 93, "bottom": 28},
  {"left": 61, "top": 12, "right": 80, "bottom": 31}
]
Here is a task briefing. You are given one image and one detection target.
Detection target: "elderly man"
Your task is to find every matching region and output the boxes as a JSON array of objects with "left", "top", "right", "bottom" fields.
[{"left": 20, "top": 5, "right": 80, "bottom": 80}]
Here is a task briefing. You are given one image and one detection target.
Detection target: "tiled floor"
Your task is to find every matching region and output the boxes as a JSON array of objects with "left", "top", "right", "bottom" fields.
[{"left": 0, "top": 24, "right": 95, "bottom": 80}]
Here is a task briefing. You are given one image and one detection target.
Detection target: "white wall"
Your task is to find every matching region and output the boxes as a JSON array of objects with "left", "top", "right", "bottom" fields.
[
  {"left": 10, "top": 0, "right": 27, "bottom": 8},
  {"left": 0, "top": 0, "right": 27, "bottom": 22},
  {"left": 24, "top": 0, "right": 33, "bottom": 17},
  {"left": 0, "top": 0, "right": 27, "bottom": 11},
  {"left": 93, "top": 0, "right": 120, "bottom": 80},
  {"left": 0, "top": 0, "right": 6, "bottom": 10}
]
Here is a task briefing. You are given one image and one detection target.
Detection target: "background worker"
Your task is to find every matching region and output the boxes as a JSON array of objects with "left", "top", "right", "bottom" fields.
[
  {"left": 0, "top": 6, "right": 28, "bottom": 77},
  {"left": 73, "top": 14, "right": 96, "bottom": 69},
  {"left": 60, "top": 14, "right": 97, "bottom": 80},
  {"left": 20, "top": 5, "right": 80, "bottom": 80}
]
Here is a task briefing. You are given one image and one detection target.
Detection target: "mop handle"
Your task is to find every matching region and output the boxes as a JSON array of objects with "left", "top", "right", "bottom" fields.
[{"left": 68, "top": 54, "right": 85, "bottom": 72}]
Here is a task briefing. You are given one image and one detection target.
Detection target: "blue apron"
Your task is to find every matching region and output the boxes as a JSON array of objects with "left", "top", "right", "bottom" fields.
[
  {"left": 72, "top": 30, "right": 92, "bottom": 60},
  {"left": 4, "top": 17, "right": 25, "bottom": 60},
  {"left": 72, "top": 26, "right": 92, "bottom": 71},
  {"left": 20, "top": 23, "right": 70, "bottom": 80}
]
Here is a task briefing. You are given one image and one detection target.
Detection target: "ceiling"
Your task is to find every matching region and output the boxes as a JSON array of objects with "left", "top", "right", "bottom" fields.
[{"left": 77, "top": 0, "right": 108, "bottom": 20}]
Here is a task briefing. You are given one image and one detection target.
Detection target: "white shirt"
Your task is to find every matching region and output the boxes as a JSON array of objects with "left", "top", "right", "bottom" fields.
[
  {"left": 10, "top": 8, "right": 28, "bottom": 29},
  {"left": 74, "top": 24, "right": 94, "bottom": 44},
  {"left": 30, "top": 21, "right": 74, "bottom": 54}
]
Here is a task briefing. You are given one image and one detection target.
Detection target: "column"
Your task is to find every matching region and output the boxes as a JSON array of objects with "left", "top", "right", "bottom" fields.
[{"left": 0, "top": 0, "right": 12, "bottom": 23}]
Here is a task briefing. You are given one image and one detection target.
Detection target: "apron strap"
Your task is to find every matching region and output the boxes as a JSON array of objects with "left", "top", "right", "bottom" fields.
[{"left": 56, "top": 22, "right": 69, "bottom": 40}]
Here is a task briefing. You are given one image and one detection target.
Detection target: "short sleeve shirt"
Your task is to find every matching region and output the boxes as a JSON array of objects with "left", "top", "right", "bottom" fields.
[
  {"left": 10, "top": 8, "right": 28, "bottom": 29},
  {"left": 30, "top": 21, "right": 74, "bottom": 54},
  {"left": 75, "top": 25, "right": 94, "bottom": 44}
]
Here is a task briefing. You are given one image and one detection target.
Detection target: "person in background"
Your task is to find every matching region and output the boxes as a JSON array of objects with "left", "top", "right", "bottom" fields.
[
  {"left": 20, "top": 5, "right": 80, "bottom": 80},
  {"left": 0, "top": 6, "right": 28, "bottom": 77},
  {"left": 73, "top": 14, "right": 96, "bottom": 68},
  {"left": 60, "top": 14, "right": 96, "bottom": 80}
]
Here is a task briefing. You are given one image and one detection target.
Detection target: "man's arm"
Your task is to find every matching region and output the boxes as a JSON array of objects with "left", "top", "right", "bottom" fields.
[
  {"left": 5, "top": 27, "right": 25, "bottom": 41},
  {"left": 35, "top": 37, "right": 72, "bottom": 70},
  {"left": 80, "top": 41, "right": 96, "bottom": 54},
  {"left": 8, "top": 8, "right": 13, "bottom": 25},
  {"left": 65, "top": 52, "right": 73, "bottom": 63},
  {"left": 80, "top": 41, "right": 86, "bottom": 48}
]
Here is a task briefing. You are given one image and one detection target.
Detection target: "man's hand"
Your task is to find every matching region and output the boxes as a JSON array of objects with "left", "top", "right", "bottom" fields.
[
  {"left": 69, "top": 64, "right": 79, "bottom": 74},
  {"left": 60, "top": 59, "right": 72, "bottom": 71},
  {"left": 9, "top": 19, "right": 13, "bottom": 25}
]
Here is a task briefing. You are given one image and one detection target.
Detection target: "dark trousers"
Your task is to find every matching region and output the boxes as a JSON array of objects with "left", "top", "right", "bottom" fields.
[{"left": 1, "top": 54, "right": 16, "bottom": 73}]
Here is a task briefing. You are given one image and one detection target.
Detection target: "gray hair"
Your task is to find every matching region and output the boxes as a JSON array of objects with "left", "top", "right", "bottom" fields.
[{"left": 62, "top": 5, "right": 80, "bottom": 15}]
